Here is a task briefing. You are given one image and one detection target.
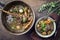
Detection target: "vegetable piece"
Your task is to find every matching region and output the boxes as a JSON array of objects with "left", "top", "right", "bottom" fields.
[
  {"left": 22, "top": 17, "right": 27, "bottom": 23},
  {"left": 40, "top": 21, "right": 46, "bottom": 31},
  {"left": 19, "top": 8, "right": 24, "bottom": 13},
  {"left": 41, "top": 23, "right": 45, "bottom": 28},
  {"left": 40, "top": 21, "right": 45, "bottom": 28},
  {"left": 11, "top": 26, "right": 15, "bottom": 29},
  {"left": 48, "top": 31, "right": 51, "bottom": 35},
  {"left": 16, "top": 26, "right": 21, "bottom": 30},
  {"left": 42, "top": 32, "right": 46, "bottom": 35},
  {"left": 42, "top": 27, "right": 46, "bottom": 32},
  {"left": 10, "top": 9, "right": 13, "bottom": 13},
  {"left": 24, "top": 11, "right": 28, "bottom": 17},
  {"left": 37, "top": 24, "right": 40, "bottom": 28},
  {"left": 10, "top": 24, "right": 16, "bottom": 30},
  {"left": 44, "top": 19, "right": 51, "bottom": 24},
  {"left": 28, "top": 9, "right": 31, "bottom": 13},
  {"left": 47, "top": 19, "right": 51, "bottom": 23},
  {"left": 24, "top": 7, "right": 28, "bottom": 11},
  {"left": 13, "top": 7, "right": 19, "bottom": 13},
  {"left": 24, "top": 18, "right": 33, "bottom": 29}
]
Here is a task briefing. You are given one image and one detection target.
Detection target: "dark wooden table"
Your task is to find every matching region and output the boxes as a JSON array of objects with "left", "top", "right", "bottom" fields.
[{"left": 0, "top": 0, "right": 60, "bottom": 40}]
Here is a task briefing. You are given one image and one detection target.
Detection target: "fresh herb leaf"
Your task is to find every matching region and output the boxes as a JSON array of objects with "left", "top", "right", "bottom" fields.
[
  {"left": 38, "top": 1, "right": 60, "bottom": 13},
  {"left": 41, "top": 22, "right": 46, "bottom": 32}
]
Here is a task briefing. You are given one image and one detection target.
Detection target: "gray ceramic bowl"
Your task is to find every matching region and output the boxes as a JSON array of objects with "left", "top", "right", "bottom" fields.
[
  {"left": 35, "top": 16, "right": 56, "bottom": 38},
  {"left": 1, "top": 1, "right": 35, "bottom": 35}
]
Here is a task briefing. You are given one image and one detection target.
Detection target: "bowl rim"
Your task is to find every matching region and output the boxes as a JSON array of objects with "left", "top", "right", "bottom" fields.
[{"left": 35, "top": 16, "right": 56, "bottom": 38}]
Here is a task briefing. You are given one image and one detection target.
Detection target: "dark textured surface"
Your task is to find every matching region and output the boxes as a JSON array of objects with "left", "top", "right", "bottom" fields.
[{"left": 0, "top": 0, "right": 60, "bottom": 40}]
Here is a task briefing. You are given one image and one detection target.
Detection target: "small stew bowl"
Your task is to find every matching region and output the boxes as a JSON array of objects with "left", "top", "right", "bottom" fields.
[{"left": 35, "top": 16, "right": 56, "bottom": 38}]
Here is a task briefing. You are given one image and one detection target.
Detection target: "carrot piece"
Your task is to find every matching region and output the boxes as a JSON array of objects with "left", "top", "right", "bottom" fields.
[{"left": 24, "top": 18, "right": 33, "bottom": 29}]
